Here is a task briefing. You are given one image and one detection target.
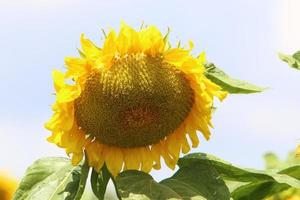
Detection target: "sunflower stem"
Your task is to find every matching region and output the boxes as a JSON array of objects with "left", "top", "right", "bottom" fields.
[{"left": 74, "top": 155, "right": 90, "bottom": 200}]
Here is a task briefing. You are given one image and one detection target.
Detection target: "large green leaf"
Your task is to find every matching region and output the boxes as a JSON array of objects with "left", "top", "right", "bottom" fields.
[
  {"left": 179, "top": 153, "right": 300, "bottom": 200},
  {"left": 204, "top": 63, "right": 265, "bottom": 94},
  {"left": 160, "top": 163, "right": 230, "bottom": 200},
  {"left": 116, "top": 171, "right": 182, "bottom": 200},
  {"left": 115, "top": 160, "right": 230, "bottom": 200},
  {"left": 13, "top": 157, "right": 89, "bottom": 200},
  {"left": 279, "top": 51, "right": 300, "bottom": 70}
]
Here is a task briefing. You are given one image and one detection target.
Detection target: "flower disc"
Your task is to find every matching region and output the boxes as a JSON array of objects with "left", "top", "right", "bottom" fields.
[{"left": 75, "top": 55, "right": 194, "bottom": 147}]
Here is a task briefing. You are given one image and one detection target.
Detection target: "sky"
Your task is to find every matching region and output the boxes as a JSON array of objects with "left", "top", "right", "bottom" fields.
[{"left": 0, "top": 0, "right": 300, "bottom": 181}]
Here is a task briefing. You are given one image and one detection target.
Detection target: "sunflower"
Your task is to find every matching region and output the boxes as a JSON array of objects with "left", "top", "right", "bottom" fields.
[
  {"left": 45, "top": 23, "right": 227, "bottom": 176},
  {"left": 0, "top": 172, "right": 18, "bottom": 200}
]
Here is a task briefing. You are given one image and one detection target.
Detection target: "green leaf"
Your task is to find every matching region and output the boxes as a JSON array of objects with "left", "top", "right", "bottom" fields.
[
  {"left": 90, "top": 165, "right": 111, "bottom": 200},
  {"left": 179, "top": 153, "right": 300, "bottom": 200},
  {"left": 160, "top": 163, "right": 230, "bottom": 200},
  {"left": 116, "top": 171, "right": 181, "bottom": 200},
  {"left": 204, "top": 63, "right": 265, "bottom": 94},
  {"left": 279, "top": 166, "right": 300, "bottom": 180},
  {"left": 73, "top": 158, "right": 90, "bottom": 200},
  {"left": 13, "top": 157, "right": 89, "bottom": 200},
  {"left": 231, "top": 181, "right": 289, "bottom": 200},
  {"left": 279, "top": 51, "right": 300, "bottom": 70},
  {"left": 115, "top": 161, "right": 230, "bottom": 200}
]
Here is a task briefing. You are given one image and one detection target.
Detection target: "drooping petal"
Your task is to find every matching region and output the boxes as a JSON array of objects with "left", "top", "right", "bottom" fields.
[
  {"left": 86, "top": 142, "right": 104, "bottom": 171},
  {"left": 187, "top": 130, "right": 200, "bottom": 148},
  {"left": 104, "top": 147, "right": 124, "bottom": 177},
  {"left": 140, "top": 147, "right": 153, "bottom": 173},
  {"left": 123, "top": 148, "right": 141, "bottom": 170},
  {"left": 151, "top": 144, "right": 162, "bottom": 170},
  {"left": 72, "top": 152, "right": 84, "bottom": 166}
]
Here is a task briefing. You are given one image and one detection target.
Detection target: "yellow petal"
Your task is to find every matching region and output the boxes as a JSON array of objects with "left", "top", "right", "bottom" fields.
[
  {"left": 179, "top": 134, "right": 190, "bottom": 154},
  {"left": 151, "top": 144, "right": 161, "bottom": 170},
  {"left": 188, "top": 130, "right": 199, "bottom": 148},
  {"left": 80, "top": 34, "right": 102, "bottom": 59},
  {"left": 160, "top": 142, "right": 176, "bottom": 170},
  {"left": 71, "top": 152, "right": 83, "bottom": 165},
  {"left": 140, "top": 147, "right": 153, "bottom": 173},
  {"left": 86, "top": 142, "right": 104, "bottom": 170},
  {"left": 164, "top": 48, "right": 189, "bottom": 66},
  {"left": 47, "top": 130, "right": 63, "bottom": 145},
  {"left": 117, "top": 22, "right": 141, "bottom": 54},
  {"left": 181, "top": 57, "right": 205, "bottom": 74},
  {"left": 56, "top": 85, "right": 81, "bottom": 103},
  {"left": 64, "top": 57, "right": 90, "bottom": 79},
  {"left": 123, "top": 148, "right": 141, "bottom": 170},
  {"left": 63, "top": 124, "right": 86, "bottom": 155},
  {"left": 117, "top": 23, "right": 130, "bottom": 55},
  {"left": 166, "top": 133, "right": 181, "bottom": 161},
  {"left": 102, "top": 30, "right": 117, "bottom": 67},
  {"left": 52, "top": 70, "right": 65, "bottom": 92},
  {"left": 161, "top": 153, "right": 176, "bottom": 170},
  {"left": 104, "top": 146, "right": 123, "bottom": 177},
  {"left": 140, "top": 26, "right": 165, "bottom": 56},
  {"left": 198, "top": 52, "right": 206, "bottom": 64},
  {"left": 45, "top": 112, "right": 61, "bottom": 131},
  {"left": 45, "top": 103, "right": 74, "bottom": 132}
]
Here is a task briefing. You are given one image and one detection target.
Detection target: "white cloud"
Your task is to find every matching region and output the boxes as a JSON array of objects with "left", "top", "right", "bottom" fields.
[{"left": 278, "top": 0, "right": 300, "bottom": 52}]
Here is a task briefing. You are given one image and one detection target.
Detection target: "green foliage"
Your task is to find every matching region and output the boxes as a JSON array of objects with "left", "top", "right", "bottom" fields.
[
  {"left": 115, "top": 161, "right": 230, "bottom": 200},
  {"left": 116, "top": 171, "right": 183, "bottom": 200},
  {"left": 264, "top": 151, "right": 300, "bottom": 199},
  {"left": 180, "top": 153, "right": 300, "bottom": 200},
  {"left": 264, "top": 151, "right": 300, "bottom": 170},
  {"left": 90, "top": 166, "right": 111, "bottom": 200},
  {"left": 204, "top": 63, "right": 265, "bottom": 94},
  {"left": 13, "top": 157, "right": 89, "bottom": 200},
  {"left": 14, "top": 153, "right": 300, "bottom": 200},
  {"left": 279, "top": 51, "right": 300, "bottom": 70},
  {"left": 113, "top": 153, "right": 300, "bottom": 200}
]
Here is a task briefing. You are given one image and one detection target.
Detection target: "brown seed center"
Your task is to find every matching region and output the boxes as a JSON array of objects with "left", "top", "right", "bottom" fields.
[{"left": 74, "top": 55, "right": 194, "bottom": 147}]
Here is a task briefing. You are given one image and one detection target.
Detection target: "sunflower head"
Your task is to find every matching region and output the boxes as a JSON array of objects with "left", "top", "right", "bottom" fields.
[
  {"left": 45, "top": 23, "right": 227, "bottom": 176},
  {"left": 0, "top": 172, "right": 18, "bottom": 200}
]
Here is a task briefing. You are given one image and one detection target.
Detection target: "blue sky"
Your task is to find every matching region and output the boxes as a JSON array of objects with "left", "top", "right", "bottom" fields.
[{"left": 0, "top": 0, "right": 300, "bottom": 180}]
